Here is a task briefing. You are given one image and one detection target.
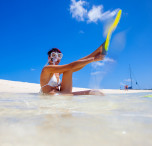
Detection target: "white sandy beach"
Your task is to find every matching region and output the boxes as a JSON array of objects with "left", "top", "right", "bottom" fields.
[{"left": 0, "top": 79, "right": 151, "bottom": 94}]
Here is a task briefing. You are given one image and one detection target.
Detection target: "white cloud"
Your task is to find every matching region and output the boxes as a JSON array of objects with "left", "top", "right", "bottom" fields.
[
  {"left": 88, "top": 5, "right": 119, "bottom": 23},
  {"left": 91, "top": 71, "right": 105, "bottom": 75},
  {"left": 104, "top": 57, "right": 115, "bottom": 63},
  {"left": 91, "top": 57, "right": 115, "bottom": 69},
  {"left": 31, "top": 68, "right": 36, "bottom": 71},
  {"left": 87, "top": 5, "right": 103, "bottom": 23},
  {"left": 100, "top": 9, "right": 119, "bottom": 21},
  {"left": 124, "top": 79, "right": 131, "bottom": 82},
  {"left": 91, "top": 61, "right": 104, "bottom": 69},
  {"left": 70, "top": 0, "right": 87, "bottom": 21},
  {"left": 70, "top": 0, "right": 119, "bottom": 23}
]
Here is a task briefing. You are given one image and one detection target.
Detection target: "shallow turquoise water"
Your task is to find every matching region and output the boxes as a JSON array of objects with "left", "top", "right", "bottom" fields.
[{"left": 0, "top": 92, "right": 152, "bottom": 146}]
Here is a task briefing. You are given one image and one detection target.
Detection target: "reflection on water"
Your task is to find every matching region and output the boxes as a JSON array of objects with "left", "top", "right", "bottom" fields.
[{"left": 0, "top": 92, "right": 152, "bottom": 146}]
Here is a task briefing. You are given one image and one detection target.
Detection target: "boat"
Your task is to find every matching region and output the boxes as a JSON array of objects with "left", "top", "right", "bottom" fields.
[{"left": 122, "top": 64, "right": 140, "bottom": 90}]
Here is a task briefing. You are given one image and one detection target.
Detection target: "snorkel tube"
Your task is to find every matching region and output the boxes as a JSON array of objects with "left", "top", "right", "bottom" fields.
[
  {"left": 44, "top": 58, "right": 58, "bottom": 66},
  {"left": 52, "top": 58, "right": 58, "bottom": 65}
]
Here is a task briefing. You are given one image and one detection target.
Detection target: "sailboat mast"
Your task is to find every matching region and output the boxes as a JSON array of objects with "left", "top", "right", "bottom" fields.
[{"left": 129, "top": 64, "right": 133, "bottom": 89}]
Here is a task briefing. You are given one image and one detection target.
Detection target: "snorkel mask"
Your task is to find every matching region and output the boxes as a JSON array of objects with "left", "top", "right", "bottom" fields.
[{"left": 50, "top": 52, "right": 63, "bottom": 65}]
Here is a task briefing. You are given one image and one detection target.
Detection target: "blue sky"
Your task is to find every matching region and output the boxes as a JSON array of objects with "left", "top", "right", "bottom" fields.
[{"left": 0, "top": 0, "right": 152, "bottom": 89}]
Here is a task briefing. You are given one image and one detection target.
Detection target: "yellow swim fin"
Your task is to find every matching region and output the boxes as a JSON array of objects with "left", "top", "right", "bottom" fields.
[{"left": 102, "top": 9, "right": 122, "bottom": 55}]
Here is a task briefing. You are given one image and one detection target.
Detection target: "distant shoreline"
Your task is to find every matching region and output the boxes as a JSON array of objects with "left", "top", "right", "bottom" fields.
[{"left": 0, "top": 79, "right": 152, "bottom": 94}]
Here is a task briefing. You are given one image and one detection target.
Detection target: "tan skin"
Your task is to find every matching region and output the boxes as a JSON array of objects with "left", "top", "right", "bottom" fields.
[{"left": 40, "top": 42, "right": 105, "bottom": 95}]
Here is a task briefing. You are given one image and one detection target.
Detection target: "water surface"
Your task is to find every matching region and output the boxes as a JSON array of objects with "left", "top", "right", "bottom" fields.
[{"left": 0, "top": 92, "right": 152, "bottom": 146}]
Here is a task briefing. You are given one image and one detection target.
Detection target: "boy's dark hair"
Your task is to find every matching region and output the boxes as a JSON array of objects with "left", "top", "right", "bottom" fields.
[{"left": 47, "top": 48, "right": 61, "bottom": 57}]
